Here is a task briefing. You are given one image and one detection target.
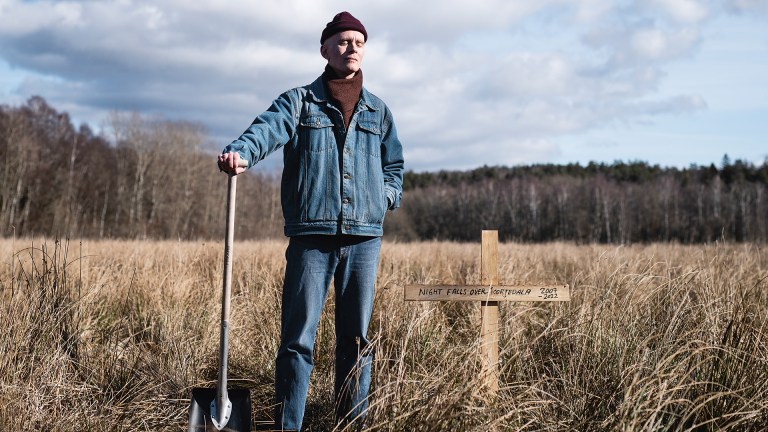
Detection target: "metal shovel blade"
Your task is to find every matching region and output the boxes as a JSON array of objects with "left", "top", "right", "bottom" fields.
[{"left": 188, "top": 387, "right": 252, "bottom": 432}]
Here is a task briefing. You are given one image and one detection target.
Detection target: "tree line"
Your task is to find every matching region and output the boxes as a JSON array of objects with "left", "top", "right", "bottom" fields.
[
  {"left": 2, "top": 96, "right": 766, "bottom": 243},
  {"left": 0, "top": 96, "right": 282, "bottom": 240},
  {"left": 397, "top": 161, "right": 768, "bottom": 243}
]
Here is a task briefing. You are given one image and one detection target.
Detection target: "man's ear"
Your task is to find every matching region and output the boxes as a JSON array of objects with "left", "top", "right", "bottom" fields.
[{"left": 320, "top": 44, "right": 329, "bottom": 60}]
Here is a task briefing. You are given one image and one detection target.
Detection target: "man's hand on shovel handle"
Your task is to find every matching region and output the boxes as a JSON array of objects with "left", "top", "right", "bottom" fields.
[{"left": 218, "top": 152, "right": 248, "bottom": 175}]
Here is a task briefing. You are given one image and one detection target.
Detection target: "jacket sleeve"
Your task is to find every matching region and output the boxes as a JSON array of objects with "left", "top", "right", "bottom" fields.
[
  {"left": 222, "top": 90, "right": 299, "bottom": 167},
  {"left": 380, "top": 105, "right": 404, "bottom": 210}
]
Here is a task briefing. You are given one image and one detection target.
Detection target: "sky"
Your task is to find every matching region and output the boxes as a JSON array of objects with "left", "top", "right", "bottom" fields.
[{"left": 0, "top": 0, "right": 766, "bottom": 173}]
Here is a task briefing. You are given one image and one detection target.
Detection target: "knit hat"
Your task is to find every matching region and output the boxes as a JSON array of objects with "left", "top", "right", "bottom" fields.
[{"left": 320, "top": 11, "right": 367, "bottom": 44}]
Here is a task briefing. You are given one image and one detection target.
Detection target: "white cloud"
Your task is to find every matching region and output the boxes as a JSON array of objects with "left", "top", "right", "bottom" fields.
[
  {"left": 727, "top": 0, "right": 768, "bottom": 12},
  {"left": 630, "top": 27, "right": 700, "bottom": 61},
  {"left": 572, "top": 0, "right": 616, "bottom": 23},
  {"left": 645, "top": 0, "right": 709, "bottom": 23}
]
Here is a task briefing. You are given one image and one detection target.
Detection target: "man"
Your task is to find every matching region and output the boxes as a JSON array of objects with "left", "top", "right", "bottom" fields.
[{"left": 217, "top": 11, "right": 404, "bottom": 431}]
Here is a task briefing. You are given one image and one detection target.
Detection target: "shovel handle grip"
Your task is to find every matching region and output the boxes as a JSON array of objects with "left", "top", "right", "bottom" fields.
[
  {"left": 219, "top": 153, "right": 249, "bottom": 174},
  {"left": 226, "top": 154, "right": 249, "bottom": 168}
]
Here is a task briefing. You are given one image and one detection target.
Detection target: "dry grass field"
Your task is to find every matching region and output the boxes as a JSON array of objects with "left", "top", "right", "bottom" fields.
[{"left": 1, "top": 238, "right": 766, "bottom": 431}]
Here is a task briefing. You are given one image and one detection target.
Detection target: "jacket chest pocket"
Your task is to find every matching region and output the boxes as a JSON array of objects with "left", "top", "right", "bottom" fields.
[
  {"left": 299, "top": 114, "right": 336, "bottom": 153},
  {"left": 356, "top": 117, "right": 382, "bottom": 157}
]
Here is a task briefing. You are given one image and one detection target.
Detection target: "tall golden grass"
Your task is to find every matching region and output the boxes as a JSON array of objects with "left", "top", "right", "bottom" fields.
[{"left": 1, "top": 238, "right": 766, "bottom": 431}]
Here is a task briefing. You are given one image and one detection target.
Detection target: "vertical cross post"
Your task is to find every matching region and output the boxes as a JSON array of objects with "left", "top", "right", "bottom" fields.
[{"left": 480, "top": 230, "right": 500, "bottom": 394}]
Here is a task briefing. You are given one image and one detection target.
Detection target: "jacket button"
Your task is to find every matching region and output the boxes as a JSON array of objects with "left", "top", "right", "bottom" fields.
[
  {"left": 345, "top": 225, "right": 351, "bottom": 230},
  {"left": 343, "top": 198, "right": 349, "bottom": 204},
  {"left": 344, "top": 173, "right": 351, "bottom": 180}
]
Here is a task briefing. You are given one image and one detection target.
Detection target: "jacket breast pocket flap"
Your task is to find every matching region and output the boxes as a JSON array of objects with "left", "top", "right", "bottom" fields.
[
  {"left": 300, "top": 114, "right": 334, "bottom": 128},
  {"left": 356, "top": 120, "right": 381, "bottom": 135}
]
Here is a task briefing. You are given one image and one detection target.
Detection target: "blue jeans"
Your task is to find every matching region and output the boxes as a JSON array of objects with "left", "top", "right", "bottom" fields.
[{"left": 275, "top": 234, "right": 380, "bottom": 431}]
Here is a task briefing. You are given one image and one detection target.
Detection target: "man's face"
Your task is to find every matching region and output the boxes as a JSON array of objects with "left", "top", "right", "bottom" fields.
[{"left": 321, "top": 30, "right": 365, "bottom": 79}]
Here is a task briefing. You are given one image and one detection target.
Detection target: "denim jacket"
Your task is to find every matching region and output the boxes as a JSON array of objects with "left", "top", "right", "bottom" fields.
[{"left": 223, "top": 75, "right": 404, "bottom": 237}]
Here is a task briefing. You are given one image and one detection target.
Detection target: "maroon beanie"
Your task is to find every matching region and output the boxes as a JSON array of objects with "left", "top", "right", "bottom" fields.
[{"left": 320, "top": 11, "right": 367, "bottom": 44}]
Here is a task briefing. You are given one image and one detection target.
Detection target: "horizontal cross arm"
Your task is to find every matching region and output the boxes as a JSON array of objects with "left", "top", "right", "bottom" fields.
[{"left": 404, "top": 284, "right": 570, "bottom": 302}]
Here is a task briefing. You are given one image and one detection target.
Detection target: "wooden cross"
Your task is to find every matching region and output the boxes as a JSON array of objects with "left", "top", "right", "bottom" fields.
[{"left": 404, "top": 230, "right": 571, "bottom": 394}]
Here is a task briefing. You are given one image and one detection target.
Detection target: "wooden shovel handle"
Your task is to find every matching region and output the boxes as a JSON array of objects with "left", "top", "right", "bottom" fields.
[{"left": 216, "top": 161, "right": 242, "bottom": 422}]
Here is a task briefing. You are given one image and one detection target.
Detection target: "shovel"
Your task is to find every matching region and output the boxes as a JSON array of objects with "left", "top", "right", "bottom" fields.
[{"left": 189, "top": 158, "right": 252, "bottom": 432}]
